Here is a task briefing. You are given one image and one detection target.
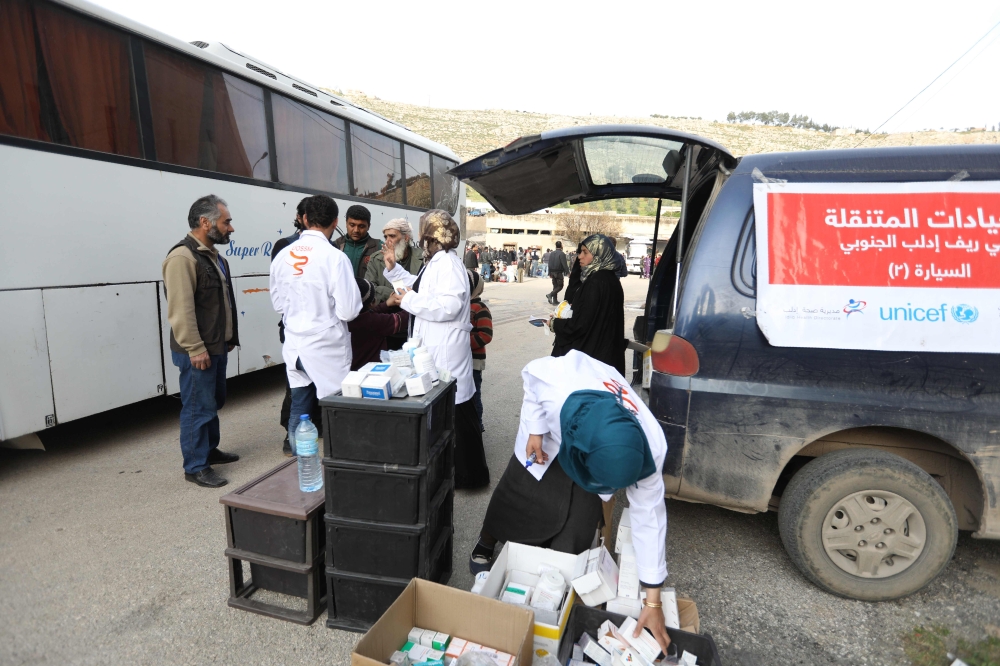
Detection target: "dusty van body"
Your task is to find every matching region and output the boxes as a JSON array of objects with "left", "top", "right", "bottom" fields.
[{"left": 451, "top": 128, "right": 1000, "bottom": 600}]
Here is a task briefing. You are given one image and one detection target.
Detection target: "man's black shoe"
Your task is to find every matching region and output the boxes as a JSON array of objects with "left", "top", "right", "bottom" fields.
[
  {"left": 185, "top": 467, "right": 228, "bottom": 488},
  {"left": 207, "top": 449, "right": 240, "bottom": 465},
  {"left": 282, "top": 437, "right": 293, "bottom": 457}
]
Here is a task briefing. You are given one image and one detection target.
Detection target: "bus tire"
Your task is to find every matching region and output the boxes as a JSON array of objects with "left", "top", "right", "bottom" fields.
[{"left": 778, "top": 448, "right": 957, "bottom": 601}]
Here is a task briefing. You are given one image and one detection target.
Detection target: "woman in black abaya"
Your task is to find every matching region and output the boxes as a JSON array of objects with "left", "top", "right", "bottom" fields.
[{"left": 550, "top": 234, "right": 627, "bottom": 376}]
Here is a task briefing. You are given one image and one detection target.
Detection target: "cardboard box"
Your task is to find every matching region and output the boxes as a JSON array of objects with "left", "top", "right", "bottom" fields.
[
  {"left": 351, "top": 579, "right": 534, "bottom": 666},
  {"left": 406, "top": 372, "right": 433, "bottom": 397},
  {"left": 615, "top": 508, "right": 632, "bottom": 554},
  {"left": 616, "top": 543, "right": 639, "bottom": 600},
  {"left": 677, "top": 597, "right": 699, "bottom": 634},
  {"left": 341, "top": 370, "right": 366, "bottom": 398},
  {"left": 478, "top": 542, "right": 581, "bottom": 655},
  {"left": 571, "top": 545, "right": 620, "bottom": 607},
  {"left": 360, "top": 375, "right": 392, "bottom": 400}
]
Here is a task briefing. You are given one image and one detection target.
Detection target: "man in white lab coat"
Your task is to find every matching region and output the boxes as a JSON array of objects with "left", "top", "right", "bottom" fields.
[
  {"left": 384, "top": 209, "right": 490, "bottom": 489},
  {"left": 471, "top": 350, "right": 671, "bottom": 653},
  {"left": 270, "top": 194, "right": 361, "bottom": 451}
]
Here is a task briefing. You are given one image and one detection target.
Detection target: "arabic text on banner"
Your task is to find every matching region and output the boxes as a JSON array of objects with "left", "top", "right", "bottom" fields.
[{"left": 753, "top": 182, "right": 1000, "bottom": 354}]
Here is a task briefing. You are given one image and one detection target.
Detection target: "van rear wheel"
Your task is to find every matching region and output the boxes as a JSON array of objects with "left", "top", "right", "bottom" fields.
[{"left": 778, "top": 448, "right": 957, "bottom": 601}]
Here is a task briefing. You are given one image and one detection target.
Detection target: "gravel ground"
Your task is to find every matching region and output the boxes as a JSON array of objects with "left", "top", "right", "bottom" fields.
[{"left": 1, "top": 274, "right": 998, "bottom": 665}]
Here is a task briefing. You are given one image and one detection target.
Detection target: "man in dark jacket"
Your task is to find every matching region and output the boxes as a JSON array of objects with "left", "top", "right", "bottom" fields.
[
  {"left": 464, "top": 243, "right": 480, "bottom": 270},
  {"left": 334, "top": 204, "right": 380, "bottom": 279},
  {"left": 546, "top": 240, "right": 570, "bottom": 305},
  {"left": 162, "top": 195, "right": 240, "bottom": 488}
]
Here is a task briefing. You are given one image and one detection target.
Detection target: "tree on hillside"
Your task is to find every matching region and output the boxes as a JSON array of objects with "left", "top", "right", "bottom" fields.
[{"left": 557, "top": 212, "right": 623, "bottom": 245}]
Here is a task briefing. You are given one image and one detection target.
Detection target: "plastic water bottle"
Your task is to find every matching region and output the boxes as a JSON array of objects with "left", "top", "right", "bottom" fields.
[{"left": 294, "top": 415, "right": 323, "bottom": 493}]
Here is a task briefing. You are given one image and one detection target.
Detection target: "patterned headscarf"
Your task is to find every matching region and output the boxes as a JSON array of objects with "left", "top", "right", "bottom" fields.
[
  {"left": 419, "top": 209, "right": 460, "bottom": 258},
  {"left": 467, "top": 269, "right": 483, "bottom": 299},
  {"left": 578, "top": 233, "right": 623, "bottom": 282}
]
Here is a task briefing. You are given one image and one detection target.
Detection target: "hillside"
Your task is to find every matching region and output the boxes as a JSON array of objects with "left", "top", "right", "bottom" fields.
[{"left": 337, "top": 90, "right": 1000, "bottom": 162}]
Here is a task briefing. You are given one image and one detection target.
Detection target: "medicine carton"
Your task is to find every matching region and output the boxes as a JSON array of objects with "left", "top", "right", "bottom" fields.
[
  {"left": 360, "top": 375, "right": 392, "bottom": 400},
  {"left": 615, "top": 508, "right": 632, "bottom": 554},
  {"left": 341, "top": 370, "right": 366, "bottom": 398},
  {"left": 616, "top": 542, "right": 639, "bottom": 600},
  {"left": 406, "top": 372, "right": 433, "bottom": 397},
  {"left": 605, "top": 595, "right": 642, "bottom": 619},
  {"left": 571, "top": 543, "right": 620, "bottom": 607},
  {"left": 618, "top": 617, "right": 663, "bottom": 664}
]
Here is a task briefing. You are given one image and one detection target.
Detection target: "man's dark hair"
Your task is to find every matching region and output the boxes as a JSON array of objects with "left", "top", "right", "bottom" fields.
[
  {"left": 345, "top": 204, "right": 371, "bottom": 225},
  {"left": 555, "top": 241, "right": 563, "bottom": 249},
  {"left": 188, "top": 194, "right": 227, "bottom": 229},
  {"left": 294, "top": 198, "right": 308, "bottom": 230},
  {"left": 302, "top": 195, "right": 339, "bottom": 229}
]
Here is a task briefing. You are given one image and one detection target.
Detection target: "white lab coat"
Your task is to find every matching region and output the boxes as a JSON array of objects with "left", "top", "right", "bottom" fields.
[
  {"left": 515, "top": 350, "right": 668, "bottom": 585},
  {"left": 384, "top": 250, "right": 475, "bottom": 403},
  {"left": 270, "top": 230, "right": 361, "bottom": 399}
]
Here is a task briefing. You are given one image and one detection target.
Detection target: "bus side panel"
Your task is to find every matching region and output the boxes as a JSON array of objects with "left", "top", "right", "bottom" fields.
[
  {"left": 0, "top": 290, "right": 56, "bottom": 440},
  {"left": 43, "top": 284, "right": 164, "bottom": 422},
  {"left": 231, "top": 276, "right": 282, "bottom": 374},
  {"left": 157, "top": 282, "right": 180, "bottom": 396}
]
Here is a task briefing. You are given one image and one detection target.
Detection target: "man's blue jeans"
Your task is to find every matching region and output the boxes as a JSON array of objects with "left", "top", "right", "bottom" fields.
[
  {"left": 172, "top": 350, "right": 228, "bottom": 474},
  {"left": 288, "top": 357, "right": 318, "bottom": 455},
  {"left": 481, "top": 262, "right": 491, "bottom": 281}
]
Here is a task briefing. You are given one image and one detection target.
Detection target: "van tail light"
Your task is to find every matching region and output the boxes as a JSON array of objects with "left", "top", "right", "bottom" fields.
[{"left": 650, "top": 330, "right": 699, "bottom": 376}]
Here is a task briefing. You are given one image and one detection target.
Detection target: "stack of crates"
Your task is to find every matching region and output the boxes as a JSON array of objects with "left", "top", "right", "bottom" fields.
[{"left": 319, "top": 379, "right": 456, "bottom": 632}]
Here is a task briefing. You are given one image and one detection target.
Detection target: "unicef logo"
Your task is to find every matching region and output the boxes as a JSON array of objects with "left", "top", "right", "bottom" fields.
[{"left": 951, "top": 304, "right": 979, "bottom": 323}]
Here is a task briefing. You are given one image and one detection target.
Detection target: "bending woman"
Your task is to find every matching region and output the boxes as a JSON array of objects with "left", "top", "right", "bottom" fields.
[
  {"left": 469, "top": 350, "right": 670, "bottom": 653},
  {"left": 384, "top": 210, "right": 490, "bottom": 489},
  {"left": 551, "top": 233, "right": 627, "bottom": 376}
]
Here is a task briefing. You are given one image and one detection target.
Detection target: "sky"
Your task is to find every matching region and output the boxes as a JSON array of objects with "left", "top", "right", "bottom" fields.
[{"left": 91, "top": 0, "right": 1000, "bottom": 133}]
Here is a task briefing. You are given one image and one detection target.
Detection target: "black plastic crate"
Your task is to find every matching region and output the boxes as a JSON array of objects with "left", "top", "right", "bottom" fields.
[
  {"left": 557, "top": 605, "right": 721, "bottom": 666},
  {"left": 229, "top": 505, "right": 324, "bottom": 563},
  {"left": 227, "top": 551, "right": 326, "bottom": 625},
  {"left": 319, "top": 379, "right": 456, "bottom": 465},
  {"left": 324, "top": 481, "right": 453, "bottom": 579},
  {"left": 325, "top": 531, "right": 452, "bottom": 633},
  {"left": 323, "top": 434, "right": 453, "bottom": 524}
]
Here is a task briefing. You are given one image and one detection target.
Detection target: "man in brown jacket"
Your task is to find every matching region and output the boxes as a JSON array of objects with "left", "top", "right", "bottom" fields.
[{"left": 162, "top": 195, "right": 241, "bottom": 488}]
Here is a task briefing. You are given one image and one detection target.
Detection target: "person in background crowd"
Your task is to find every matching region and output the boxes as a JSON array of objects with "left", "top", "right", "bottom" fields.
[
  {"left": 480, "top": 246, "right": 492, "bottom": 282},
  {"left": 162, "top": 195, "right": 240, "bottom": 488},
  {"left": 546, "top": 240, "right": 569, "bottom": 305},
  {"left": 550, "top": 234, "right": 627, "bottom": 376},
  {"left": 468, "top": 351, "right": 671, "bottom": 655},
  {"left": 271, "top": 195, "right": 361, "bottom": 453},
  {"left": 384, "top": 210, "right": 490, "bottom": 489},
  {"left": 468, "top": 270, "right": 493, "bottom": 433},
  {"left": 274, "top": 199, "right": 323, "bottom": 456},
  {"left": 334, "top": 204, "right": 379, "bottom": 279},
  {"left": 517, "top": 254, "right": 527, "bottom": 283},
  {"left": 642, "top": 252, "right": 652, "bottom": 279},
  {"left": 348, "top": 278, "right": 409, "bottom": 369},
  {"left": 464, "top": 242, "right": 480, "bottom": 271},
  {"left": 655, "top": 252, "right": 662, "bottom": 267}
]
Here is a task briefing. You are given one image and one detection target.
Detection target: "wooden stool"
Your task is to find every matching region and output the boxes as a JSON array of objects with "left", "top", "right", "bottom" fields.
[{"left": 220, "top": 459, "right": 325, "bottom": 625}]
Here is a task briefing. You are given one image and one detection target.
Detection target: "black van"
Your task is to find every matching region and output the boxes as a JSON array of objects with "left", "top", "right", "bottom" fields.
[{"left": 451, "top": 127, "right": 1000, "bottom": 601}]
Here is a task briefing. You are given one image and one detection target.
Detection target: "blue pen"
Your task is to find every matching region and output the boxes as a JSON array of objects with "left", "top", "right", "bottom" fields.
[{"left": 525, "top": 452, "right": 537, "bottom": 468}]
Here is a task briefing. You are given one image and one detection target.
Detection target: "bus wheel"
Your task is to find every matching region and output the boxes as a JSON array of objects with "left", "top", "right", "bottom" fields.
[{"left": 778, "top": 448, "right": 957, "bottom": 601}]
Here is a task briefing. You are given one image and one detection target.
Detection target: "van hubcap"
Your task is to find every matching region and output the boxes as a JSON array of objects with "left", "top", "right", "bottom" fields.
[{"left": 821, "top": 490, "right": 926, "bottom": 578}]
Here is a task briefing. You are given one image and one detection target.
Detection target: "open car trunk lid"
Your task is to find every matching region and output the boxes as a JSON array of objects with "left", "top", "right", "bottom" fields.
[{"left": 448, "top": 124, "right": 737, "bottom": 214}]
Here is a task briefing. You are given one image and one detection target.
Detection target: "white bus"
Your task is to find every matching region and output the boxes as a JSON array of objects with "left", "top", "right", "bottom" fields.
[{"left": 0, "top": 0, "right": 465, "bottom": 443}]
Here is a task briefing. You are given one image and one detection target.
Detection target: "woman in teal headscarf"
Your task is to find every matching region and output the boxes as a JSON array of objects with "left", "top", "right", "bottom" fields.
[
  {"left": 551, "top": 233, "right": 628, "bottom": 375},
  {"left": 469, "top": 350, "right": 671, "bottom": 655}
]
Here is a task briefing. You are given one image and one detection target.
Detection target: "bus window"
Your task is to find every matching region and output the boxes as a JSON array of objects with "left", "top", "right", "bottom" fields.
[
  {"left": 144, "top": 43, "right": 269, "bottom": 179},
  {"left": 350, "top": 123, "right": 403, "bottom": 204},
  {"left": 404, "top": 145, "right": 431, "bottom": 209},
  {"left": 271, "top": 94, "right": 348, "bottom": 194},
  {"left": 432, "top": 156, "right": 459, "bottom": 214},
  {"left": 0, "top": 0, "right": 140, "bottom": 157}
]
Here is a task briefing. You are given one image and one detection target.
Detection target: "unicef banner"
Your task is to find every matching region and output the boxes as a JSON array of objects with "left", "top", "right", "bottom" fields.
[{"left": 753, "top": 181, "right": 1000, "bottom": 354}]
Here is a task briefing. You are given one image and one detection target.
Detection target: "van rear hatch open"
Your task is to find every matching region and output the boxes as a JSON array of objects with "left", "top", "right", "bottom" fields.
[{"left": 448, "top": 125, "right": 736, "bottom": 214}]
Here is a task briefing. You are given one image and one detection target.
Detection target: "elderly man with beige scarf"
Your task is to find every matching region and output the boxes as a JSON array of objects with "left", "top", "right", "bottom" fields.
[{"left": 365, "top": 217, "right": 424, "bottom": 304}]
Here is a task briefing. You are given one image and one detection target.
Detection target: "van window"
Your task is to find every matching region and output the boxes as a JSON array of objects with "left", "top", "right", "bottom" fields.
[
  {"left": 145, "top": 43, "right": 270, "bottom": 178},
  {"left": 0, "top": 0, "right": 140, "bottom": 157},
  {"left": 404, "top": 145, "right": 431, "bottom": 209},
  {"left": 272, "top": 94, "right": 348, "bottom": 192},
  {"left": 732, "top": 209, "right": 757, "bottom": 297},
  {"left": 432, "top": 156, "right": 459, "bottom": 213},
  {"left": 351, "top": 123, "right": 403, "bottom": 203},
  {"left": 583, "top": 136, "right": 684, "bottom": 185}
]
